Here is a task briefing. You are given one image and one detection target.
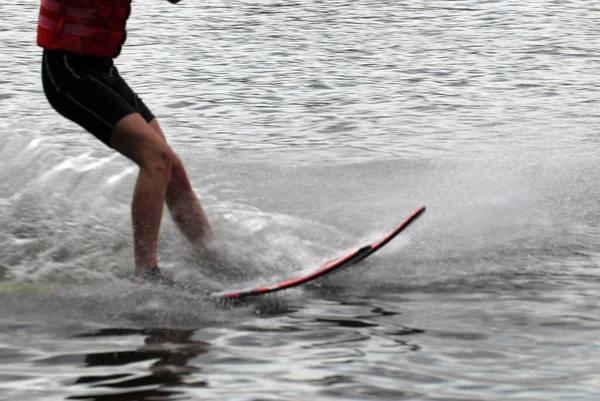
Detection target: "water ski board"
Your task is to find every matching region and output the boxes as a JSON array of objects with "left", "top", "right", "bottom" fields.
[{"left": 211, "top": 206, "right": 426, "bottom": 300}]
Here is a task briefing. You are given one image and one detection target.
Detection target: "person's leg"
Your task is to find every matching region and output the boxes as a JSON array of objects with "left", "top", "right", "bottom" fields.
[
  {"left": 110, "top": 113, "right": 176, "bottom": 276},
  {"left": 147, "top": 119, "right": 213, "bottom": 246},
  {"left": 42, "top": 50, "right": 213, "bottom": 275}
]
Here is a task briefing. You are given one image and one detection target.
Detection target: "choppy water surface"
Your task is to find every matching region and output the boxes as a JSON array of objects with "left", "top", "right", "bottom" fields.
[{"left": 1, "top": 1, "right": 600, "bottom": 400}]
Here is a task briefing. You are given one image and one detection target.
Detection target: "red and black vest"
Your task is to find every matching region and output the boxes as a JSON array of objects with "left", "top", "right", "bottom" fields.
[{"left": 37, "top": 0, "right": 132, "bottom": 59}]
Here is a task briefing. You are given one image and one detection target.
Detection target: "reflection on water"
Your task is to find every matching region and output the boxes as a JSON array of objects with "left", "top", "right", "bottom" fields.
[
  {"left": 62, "top": 308, "right": 428, "bottom": 401},
  {"left": 1, "top": 276, "right": 600, "bottom": 400},
  {"left": 69, "top": 328, "right": 209, "bottom": 401}
]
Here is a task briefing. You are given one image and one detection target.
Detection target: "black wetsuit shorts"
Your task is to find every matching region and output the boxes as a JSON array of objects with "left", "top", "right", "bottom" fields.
[{"left": 41, "top": 49, "right": 155, "bottom": 146}]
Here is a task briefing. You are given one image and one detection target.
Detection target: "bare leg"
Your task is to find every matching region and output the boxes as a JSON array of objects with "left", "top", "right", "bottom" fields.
[
  {"left": 110, "top": 114, "right": 175, "bottom": 276},
  {"left": 148, "top": 119, "right": 213, "bottom": 245}
]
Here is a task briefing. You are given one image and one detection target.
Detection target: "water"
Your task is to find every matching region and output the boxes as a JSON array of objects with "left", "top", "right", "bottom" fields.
[{"left": 1, "top": 0, "right": 600, "bottom": 400}]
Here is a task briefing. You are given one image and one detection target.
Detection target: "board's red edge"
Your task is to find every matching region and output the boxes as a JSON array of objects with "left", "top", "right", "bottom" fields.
[
  {"left": 371, "top": 206, "right": 425, "bottom": 249},
  {"left": 218, "top": 205, "right": 426, "bottom": 299},
  {"left": 275, "top": 249, "right": 360, "bottom": 288},
  {"left": 219, "top": 249, "right": 361, "bottom": 299}
]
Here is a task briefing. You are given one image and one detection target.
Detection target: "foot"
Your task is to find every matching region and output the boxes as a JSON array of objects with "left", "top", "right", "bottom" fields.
[{"left": 143, "top": 266, "right": 175, "bottom": 286}]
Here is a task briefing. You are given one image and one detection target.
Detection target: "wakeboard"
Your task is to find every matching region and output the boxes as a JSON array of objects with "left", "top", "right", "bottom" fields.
[{"left": 210, "top": 206, "right": 426, "bottom": 301}]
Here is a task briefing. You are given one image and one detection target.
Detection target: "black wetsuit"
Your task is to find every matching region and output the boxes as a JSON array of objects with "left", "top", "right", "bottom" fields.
[{"left": 42, "top": 49, "right": 155, "bottom": 146}]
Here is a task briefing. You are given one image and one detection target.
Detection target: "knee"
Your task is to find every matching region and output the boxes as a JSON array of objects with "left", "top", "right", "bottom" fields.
[{"left": 142, "top": 146, "right": 176, "bottom": 182}]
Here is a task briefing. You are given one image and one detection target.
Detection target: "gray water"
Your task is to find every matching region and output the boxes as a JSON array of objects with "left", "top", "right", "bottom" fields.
[{"left": 1, "top": 0, "right": 600, "bottom": 400}]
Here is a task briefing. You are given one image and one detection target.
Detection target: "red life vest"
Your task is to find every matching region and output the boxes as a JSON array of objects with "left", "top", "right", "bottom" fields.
[{"left": 37, "top": 0, "right": 132, "bottom": 59}]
